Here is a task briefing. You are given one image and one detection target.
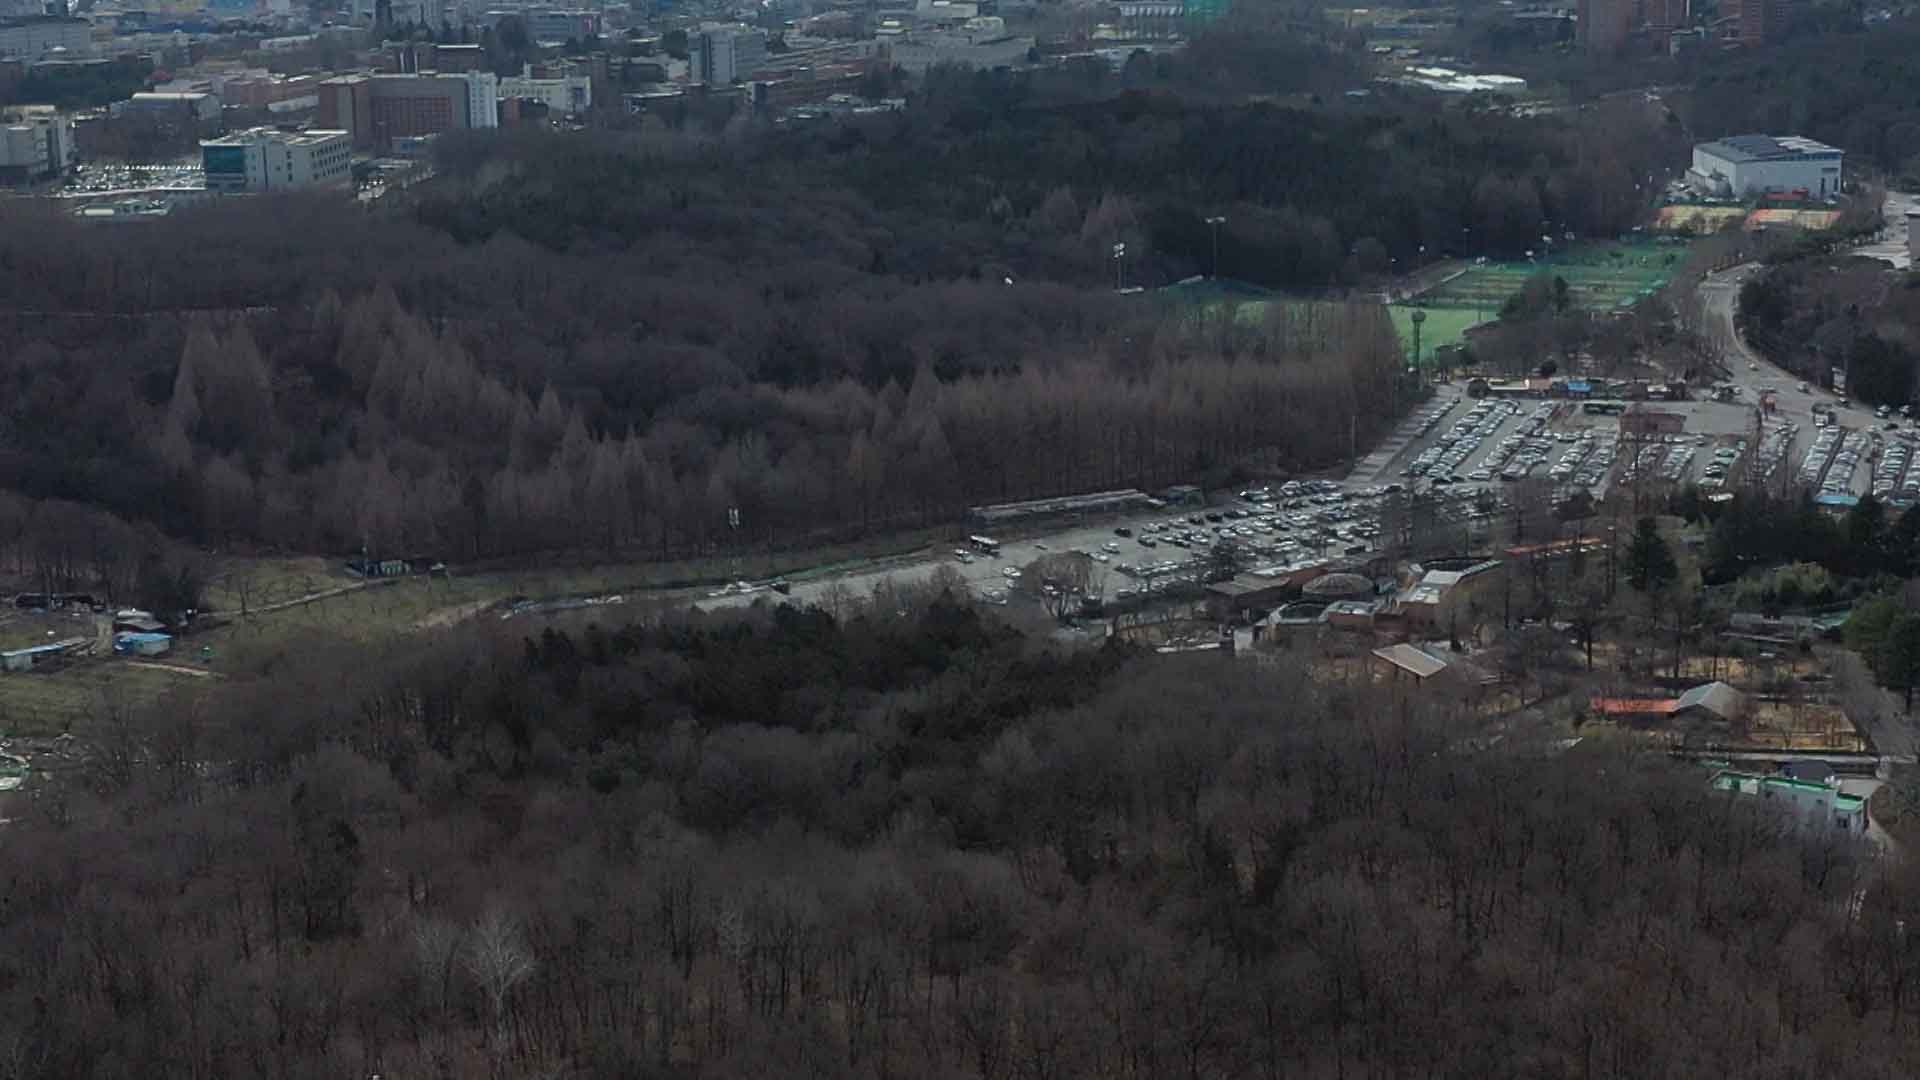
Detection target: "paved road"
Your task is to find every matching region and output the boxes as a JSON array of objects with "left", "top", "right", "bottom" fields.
[
  {"left": 1855, "top": 190, "right": 1917, "bottom": 271},
  {"left": 1697, "top": 263, "right": 1879, "bottom": 497}
]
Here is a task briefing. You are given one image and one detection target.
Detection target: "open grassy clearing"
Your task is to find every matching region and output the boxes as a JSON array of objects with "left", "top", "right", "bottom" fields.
[
  {"left": 1389, "top": 304, "right": 1486, "bottom": 362},
  {"left": 0, "top": 662, "right": 194, "bottom": 738},
  {"left": 0, "top": 527, "right": 960, "bottom": 719}
]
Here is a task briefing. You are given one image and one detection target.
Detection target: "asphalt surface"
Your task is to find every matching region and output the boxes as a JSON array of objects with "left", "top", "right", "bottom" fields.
[
  {"left": 1856, "top": 190, "right": 1917, "bottom": 271},
  {"left": 1697, "top": 263, "right": 1882, "bottom": 498}
]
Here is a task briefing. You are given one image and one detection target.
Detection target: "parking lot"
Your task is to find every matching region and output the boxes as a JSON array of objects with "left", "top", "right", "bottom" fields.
[
  {"left": 56, "top": 162, "right": 204, "bottom": 197},
  {"left": 1373, "top": 390, "right": 1891, "bottom": 504},
  {"left": 696, "top": 386, "right": 1899, "bottom": 620}
]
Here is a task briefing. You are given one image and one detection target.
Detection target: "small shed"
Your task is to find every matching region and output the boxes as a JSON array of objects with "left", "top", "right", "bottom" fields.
[
  {"left": 113, "top": 611, "right": 167, "bottom": 634},
  {"left": 113, "top": 631, "right": 173, "bottom": 657},
  {"left": 1675, "top": 681, "right": 1746, "bottom": 724},
  {"left": 1371, "top": 643, "right": 1448, "bottom": 681},
  {"left": 1, "top": 638, "right": 89, "bottom": 673}
]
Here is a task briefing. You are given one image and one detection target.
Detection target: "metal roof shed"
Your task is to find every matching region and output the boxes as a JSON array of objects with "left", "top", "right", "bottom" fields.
[{"left": 1372, "top": 643, "right": 1448, "bottom": 680}]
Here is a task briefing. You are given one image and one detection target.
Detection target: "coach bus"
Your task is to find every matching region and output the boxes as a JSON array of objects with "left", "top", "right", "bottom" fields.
[{"left": 968, "top": 535, "right": 1002, "bottom": 556}]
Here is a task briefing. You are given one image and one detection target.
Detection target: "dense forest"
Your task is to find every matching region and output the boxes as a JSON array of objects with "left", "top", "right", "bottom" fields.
[
  {"left": 1, "top": 596, "right": 1914, "bottom": 1075},
  {"left": 1739, "top": 256, "right": 1920, "bottom": 406},
  {"left": 1683, "top": 19, "right": 1920, "bottom": 180},
  {"left": 0, "top": 82, "right": 1680, "bottom": 570}
]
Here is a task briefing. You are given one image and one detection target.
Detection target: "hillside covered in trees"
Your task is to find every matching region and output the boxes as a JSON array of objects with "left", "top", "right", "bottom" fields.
[
  {"left": 0, "top": 597, "right": 1913, "bottom": 1075},
  {"left": 0, "top": 83, "right": 1679, "bottom": 569}
]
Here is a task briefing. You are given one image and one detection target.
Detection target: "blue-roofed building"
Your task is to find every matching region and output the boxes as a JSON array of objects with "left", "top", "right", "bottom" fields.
[
  {"left": 1, "top": 637, "right": 89, "bottom": 672},
  {"left": 113, "top": 631, "right": 172, "bottom": 657}
]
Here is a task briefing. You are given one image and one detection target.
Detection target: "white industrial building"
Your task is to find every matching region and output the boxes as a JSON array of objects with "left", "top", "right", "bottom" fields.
[
  {"left": 499, "top": 66, "right": 590, "bottom": 114},
  {"left": 1689, "top": 135, "right": 1844, "bottom": 199},
  {"left": 201, "top": 127, "right": 353, "bottom": 194},
  {"left": 690, "top": 25, "right": 767, "bottom": 85},
  {"left": 0, "top": 105, "right": 75, "bottom": 182},
  {"left": 884, "top": 17, "right": 1034, "bottom": 74},
  {"left": 0, "top": 15, "right": 92, "bottom": 60}
]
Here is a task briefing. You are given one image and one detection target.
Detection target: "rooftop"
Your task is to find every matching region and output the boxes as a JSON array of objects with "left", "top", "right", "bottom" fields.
[
  {"left": 1698, "top": 134, "right": 1842, "bottom": 163},
  {"left": 1206, "top": 575, "right": 1288, "bottom": 598},
  {"left": 1712, "top": 769, "right": 1865, "bottom": 811},
  {"left": 1303, "top": 571, "right": 1373, "bottom": 598},
  {"left": 1590, "top": 697, "right": 1680, "bottom": 715},
  {"left": 204, "top": 126, "right": 349, "bottom": 148},
  {"left": 1676, "top": 680, "right": 1744, "bottom": 719},
  {"left": 1373, "top": 643, "right": 1448, "bottom": 679}
]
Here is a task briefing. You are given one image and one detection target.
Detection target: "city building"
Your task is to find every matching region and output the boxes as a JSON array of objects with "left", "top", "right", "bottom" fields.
[
  {"left": 1690, "top": 135, "right": 1843, "bottom": 198},
  {"left": 691, "top": 26, "right": 766, "bottom": 85},
  {"left": 1729, "top": 0, "right": 1794, "bottom": 45},
  {"left": 428, "top": 42, "right": 486, "bottom": 72},
  {"left": 499, "top": 65, "right": 588, "bottom": 114},
  {"left": 320, "top": 70, "right": 493, "bottom": 149},
  {"left": 1644, "top": 0, "right": 1688, "bottom": 29},
  {"left": 885, "top": 17, "right": 1034, "bottom": 73},
  {"left": 118, "top": 91, "right": 222, "bottom": 138},
  {"left": 0, "top": 104, "right": 74, "bottom": 182},
  {"left": 465, "top": 69, "right": 498, "bottom": 127},
  {"left": 219, "top": 72, "right": 325, "bottom": 111},
  {"left": 1711, "top": 769, "right": 1866, "bottom": 834},
  {"left": 525, "top": 8, "right": 599, "bottom": 42},
  {"left": 0, "top": 15, "right": 91, "bottom": 60},
  {"left": 201, "top": 126, "right": 352, "bottom": 193},
  {"left": 1575, "top": 0, "right": 1634, "bottom": 53}
]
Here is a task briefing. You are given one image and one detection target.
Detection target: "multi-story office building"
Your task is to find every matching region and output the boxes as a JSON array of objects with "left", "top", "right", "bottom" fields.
[
  {"left": 0, "top": 15, "right": 91, "bottom": 61},
  {"left": 201, "top": 126, "right": 352, "bottom": 193},
  {"left": 690, "top": 26, "right": 767, "bottom": 85},
  {"left": 0, "top": 104, "right": 73, "bottom": 182},
  {"left": 319, "top": 70, "right": 495, "bottom": 148}
]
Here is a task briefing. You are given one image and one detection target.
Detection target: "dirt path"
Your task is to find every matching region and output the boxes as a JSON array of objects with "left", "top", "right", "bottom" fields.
[
  {"left": 250, "top": 580, "right": 385, "bottom": 615},
  {"left": 125, "top": 661, "right": 220, "bottom": 679},
  {"left": 414, "top": 600, "right": 496, "bottom": 631}
]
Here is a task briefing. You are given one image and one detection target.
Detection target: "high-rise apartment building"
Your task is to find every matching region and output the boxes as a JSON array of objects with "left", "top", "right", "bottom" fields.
[
  {"left": 691, "top": 27, "right": 767, "bottom": 85},
  {"left": 1575, "top": 0, "right": 1634, "bottom": 53}
]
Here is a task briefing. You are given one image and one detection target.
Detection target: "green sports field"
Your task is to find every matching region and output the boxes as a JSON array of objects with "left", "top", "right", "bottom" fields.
[{"left": 1391, "top": 240, "right": 1686, "bottom": 363}]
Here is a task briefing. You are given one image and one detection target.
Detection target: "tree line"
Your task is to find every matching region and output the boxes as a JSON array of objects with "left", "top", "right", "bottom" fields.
[
  {"left": 1, "top": 595, "right": 1915, "bottom": 1076},
  {"left": 0, "top": 172, "right": 1403, "bottom": 564}
]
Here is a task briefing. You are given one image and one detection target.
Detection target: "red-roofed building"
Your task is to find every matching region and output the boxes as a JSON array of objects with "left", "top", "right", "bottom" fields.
[{"left": 1590, "top": 697, "right": 1679, "bottom": 721}]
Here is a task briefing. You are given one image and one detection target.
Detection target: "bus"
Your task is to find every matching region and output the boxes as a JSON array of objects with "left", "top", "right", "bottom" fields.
[
  {"left": 1583, "top": 400, "right": 1629, "bottom": 416},
  {"left": 968, "top": 535, "right": 1002, "bottom": 556}
]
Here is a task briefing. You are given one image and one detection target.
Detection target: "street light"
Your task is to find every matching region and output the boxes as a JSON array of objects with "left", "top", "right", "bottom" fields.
[
  {"left": 1112, "top": 242, "right": 1127, "bottom": 292},
  {"left": 1204, "top": 215, "right": 1226, "bottom": 278}
]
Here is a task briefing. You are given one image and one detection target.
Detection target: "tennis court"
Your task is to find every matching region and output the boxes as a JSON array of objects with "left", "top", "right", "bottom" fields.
[{"left": 1391, "top": 240, "right": 1686, "bottom": 362}]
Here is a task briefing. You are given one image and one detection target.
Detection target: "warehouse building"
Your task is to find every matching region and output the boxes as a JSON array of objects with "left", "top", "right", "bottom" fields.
[{"left": 1689, "top": 135, "right": 1844, "bottom": 199}]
